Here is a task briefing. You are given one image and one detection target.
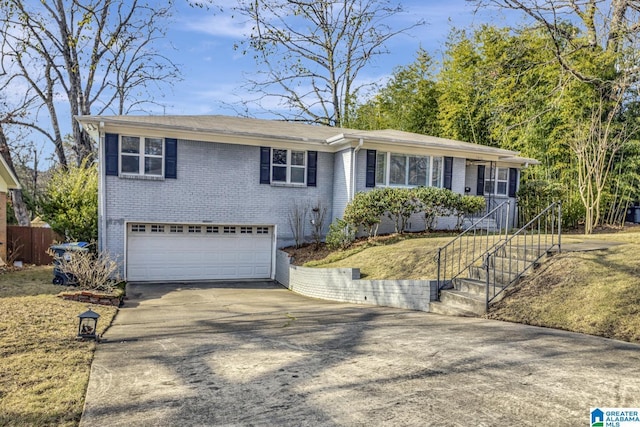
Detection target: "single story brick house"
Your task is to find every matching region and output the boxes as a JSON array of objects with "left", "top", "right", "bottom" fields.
[{"left": 76, "top": 115, "right": 536, "bottom": 282}]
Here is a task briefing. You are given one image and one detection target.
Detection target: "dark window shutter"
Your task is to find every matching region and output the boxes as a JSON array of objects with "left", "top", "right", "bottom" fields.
[
  {"left": 165, "top": 138, "right": 177, "bottom": 179},
  {"left": 365, "top": 149, "right": 376, "bottom": 188},
  {"left": 307, "top": 151, "right": 317, "bottom": 187},
  {"left": 443, "top": 156, "right": 453, "bottom": 190},
  {"left": 260, "top": 147, "right": 271, "bottom": 184},
  {"left": 508, "top": 168, "right": 518, "bottom": 198},
  {"left": 105, "top": 133, "right": 119, "bottom": 176},
  {"left": 476, "top": 165, "right": 485, "bottom": 195}
]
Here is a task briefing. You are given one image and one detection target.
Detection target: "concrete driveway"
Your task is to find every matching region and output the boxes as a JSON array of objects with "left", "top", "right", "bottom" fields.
[{"left": 80, "top": 281, "right": 640, "bottom": 426}]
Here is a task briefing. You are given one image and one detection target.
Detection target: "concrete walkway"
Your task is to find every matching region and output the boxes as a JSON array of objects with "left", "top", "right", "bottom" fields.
[{"left": 81, "top": 281, "right": 640, "bottom": 427}]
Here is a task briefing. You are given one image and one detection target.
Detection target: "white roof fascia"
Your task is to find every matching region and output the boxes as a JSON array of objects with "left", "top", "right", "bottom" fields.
[{"left": 75, "top": 115, "right": 538, "bottom": 167}]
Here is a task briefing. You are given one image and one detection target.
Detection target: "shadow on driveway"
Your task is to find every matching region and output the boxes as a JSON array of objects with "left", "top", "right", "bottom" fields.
[{"left": 81, "top": 281, "right": 640, "bottom": 426}]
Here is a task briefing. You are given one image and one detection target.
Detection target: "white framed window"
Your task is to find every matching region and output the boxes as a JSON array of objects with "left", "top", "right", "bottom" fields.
[
  {"left": 240, "top": 226, "right": 252, "bottom": 234},
  {"left": 256, "top": 227, "right": 269, "bottom": 234},
  {"left": 375, "top": 152, "right": 443, "bottom": 188},
  {"left": 484, "top": 167, "right": 509, "bottom": 196},
  {"left": 206, "top": 226, "right": 219, "bottom": 234},
  {"left": 188, "top": 226, "right": 202, "bottom": 233},
  {"left": 223, "top": 226, "right": 236, "bottom": 234},
  {"left": 271, "top": 149, "right": 306, "bottom": 184},
  {"left": 170, "top": 225, "right": 184, "bottom": 233},
  {"left": 151, "top": 224, "right": 165, "bottom": 233},
  {"left": 120, "top": 136, "right": 164, "bottom": 177}
]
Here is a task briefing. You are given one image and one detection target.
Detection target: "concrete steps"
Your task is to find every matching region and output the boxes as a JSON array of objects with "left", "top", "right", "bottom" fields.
[{"left": 433, "top": 253, "right": 546, "bottom": 318}]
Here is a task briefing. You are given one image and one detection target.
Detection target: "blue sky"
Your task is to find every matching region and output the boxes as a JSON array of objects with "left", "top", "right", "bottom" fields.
[
  {"left": 156, "top": 0, "right": 517, "bottom": 118},
  {"left": 23, "top": 1, "right": 522, "bottom": 168}
]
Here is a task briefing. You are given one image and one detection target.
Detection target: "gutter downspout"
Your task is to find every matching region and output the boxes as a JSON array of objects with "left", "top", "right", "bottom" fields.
[
  {"left": 98, "top": 122, "right": 107, "bottom": 252},
  {"left": 350, "top": 138, "right": 364, "bottom": 201}
]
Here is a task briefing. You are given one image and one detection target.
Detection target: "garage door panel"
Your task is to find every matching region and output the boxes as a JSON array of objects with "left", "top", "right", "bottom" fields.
[{"left": 126, "top": 224, "right": 273, "bottom": 281}]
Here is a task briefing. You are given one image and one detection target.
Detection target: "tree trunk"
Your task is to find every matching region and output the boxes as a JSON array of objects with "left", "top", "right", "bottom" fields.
[
  {"left": 0, "top": 125, "right": 30, "bottom": 226},
  {"left": 10, "top": 189, "right": 30, "bottom": 226}
]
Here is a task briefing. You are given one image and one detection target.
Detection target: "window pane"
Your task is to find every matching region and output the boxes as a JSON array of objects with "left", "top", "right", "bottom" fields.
[
  {"left": 145, "top": 157, "right": 162, "bottom": 175},
  {"left": 390, "top": 154, "right": 407, "bottom": 185},
  {"left": 272, "top": 165, "right": 286, "bottom": 182},
  {"left": 408, "top": 156, "right": 428, "bottom": 186},
  {"left": 375, "top": 153, "right": 386, "bottom": 185},
  {"left": 121, "top": 155, "right": 139, "bottom": 174},
  {"left": 497, "top": 182, "right": 507, "bottom": 195},
  {"left": 291, "top": 151, "right": 305, "bottom": 166},
  {"left": 145, "top": 138, "right": 163, "bottom": 156},
  {"left": 291, "top": 166, "right": 305, "bottom": 183},
  {"left": 272, "top": 149, "right": 287, "bottom": 165},
  {"left": 121, "top": 136, "right": 140, "bottom": 154},
  {"left": 484, "top": 181, "right": 494, "bottom": 195},
  {"left": 432, "top": 157, "right": 442, "bottom": 187},
  {"left": 497, "top": 168, "right": 508, "bottom": 181}
]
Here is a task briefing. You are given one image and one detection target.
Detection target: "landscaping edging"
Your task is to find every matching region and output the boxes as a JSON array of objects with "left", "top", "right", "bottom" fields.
[
  {"left": 275, "top": 250, "right": 436, "bottom": 312},
  {"left": 58, "top": 290, "right": 123, "bottom": 307}
]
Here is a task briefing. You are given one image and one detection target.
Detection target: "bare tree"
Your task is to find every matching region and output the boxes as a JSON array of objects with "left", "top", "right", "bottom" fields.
[
  {"left": 0, "top": 125, "right": 30, "bottom": 226},
  {"left": 0, "top": 0, "right": 180, "bottom": 166},
  {"left": 225, "top": 0, "right": 423, "bottom": 126},
  {"left": 571, "top": 96, "right": 629, "bottom": 234}
]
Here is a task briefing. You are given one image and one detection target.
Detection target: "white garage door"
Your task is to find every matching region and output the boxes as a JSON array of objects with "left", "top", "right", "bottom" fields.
[{"left": 126, "top": 223, "right": 273, "bottom": 281}]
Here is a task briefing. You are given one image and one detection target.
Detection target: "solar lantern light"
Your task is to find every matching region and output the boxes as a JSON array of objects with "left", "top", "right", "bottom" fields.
[{"left": 77, "top": 308, "right": 100, "bottom": 341}]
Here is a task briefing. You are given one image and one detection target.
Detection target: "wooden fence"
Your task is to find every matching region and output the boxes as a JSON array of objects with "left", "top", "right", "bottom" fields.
[{"left": 7, "top": 226, "right": 61, "bottom": 266}]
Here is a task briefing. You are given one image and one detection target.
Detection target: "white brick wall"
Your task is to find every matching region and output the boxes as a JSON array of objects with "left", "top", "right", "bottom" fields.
[
  {"left": 331, "top": 148, "right": 352, "bottom": 221},
  {"left": 276, "top": 250, "right": 436, "bottom": 312},
  {"left": 104, "top": 139, "right": 335, "bottom": 273}
]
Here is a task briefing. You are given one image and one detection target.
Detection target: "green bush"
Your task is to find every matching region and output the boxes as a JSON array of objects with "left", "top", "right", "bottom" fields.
[
  {"left": 414, "top": 187, "right": 460, "bottom": 230},
  {"left": 343, "top": 189, "right": 386, "bottom": 237},
  {"left": 326, "top": 219, "right": 356, "bottom": 250},
  {"left": 453, "top": 194, "right": 486, "bottom": 230},
  {"left": 379, "top": 187, "right": 419, "bottom": 234},
  {"left": 40, "top": 161, "right": 98, "bottom": 242}
]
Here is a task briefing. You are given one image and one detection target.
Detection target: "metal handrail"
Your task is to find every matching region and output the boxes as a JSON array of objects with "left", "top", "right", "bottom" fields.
[
  {"left": 484, "top": 201, "right": 562, "bottom": 310},
  {"left": 436, "top": 200, "right": 511, "bottom": 292}
]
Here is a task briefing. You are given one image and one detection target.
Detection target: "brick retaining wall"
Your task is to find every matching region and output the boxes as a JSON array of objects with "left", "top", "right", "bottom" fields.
[{"left": 276, "top": 250, "right": 436, "bottom": 312}]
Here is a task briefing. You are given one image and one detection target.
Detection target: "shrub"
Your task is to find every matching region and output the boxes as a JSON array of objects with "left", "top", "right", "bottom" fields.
[
  {"left": 309, "top": 201, "right": 327, "bottom": 249},
  {"left": 39, "top": 160, "right": 98, "bottom": 242},
  {"left": 380, "top": 187, "right": 419, "bottom": 234},
  {"left": 326, "top": 218, "right": 355, "bottom": 250},
  {"left": 343, "top": 190, "right": 386, "bottom": 237},
  {"left": 53, "top": 249, "right": 121, "bottom": 293},
  {"left": 414, "top": 187, "right": 457, "bottom": 230},
  {"left": 453, "top": 194, "right": 486, "bottom": 229}
]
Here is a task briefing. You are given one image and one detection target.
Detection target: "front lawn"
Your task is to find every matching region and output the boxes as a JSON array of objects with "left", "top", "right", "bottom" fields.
[
  {"left": 293, "top": 229, "right": 640, "bottom": 343},
  {"left": 487, "top": 231, "right": 640, "bottom": 343},
  {"left": 0, "top": 265, "right": 118, "bottom": 427}
]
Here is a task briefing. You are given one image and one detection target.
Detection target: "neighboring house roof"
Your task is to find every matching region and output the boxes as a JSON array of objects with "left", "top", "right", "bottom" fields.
[
  {"left": 76, "top": 114, "right": 538, "bottom": 165},
  {"left": 0, "top": 155, "right": 20, "bottom": 192}
]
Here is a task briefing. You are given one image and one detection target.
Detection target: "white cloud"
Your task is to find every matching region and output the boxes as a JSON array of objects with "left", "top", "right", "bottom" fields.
[{"left": 181, "top": 13, "right": 253, "bottom": 39}]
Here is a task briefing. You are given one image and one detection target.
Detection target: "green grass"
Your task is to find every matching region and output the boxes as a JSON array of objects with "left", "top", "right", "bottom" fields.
[
  {"left": 488, "top": 232, "right": 640, "bottom": 343},
  {"left": 305, "top": 230, "right": 640, "bottom": 343},
  {"left": 305, "top": 233, "right": 454, "bottom": 279},
  {"left": 0, "top": 265, "right": 118, "bottom": 427}
]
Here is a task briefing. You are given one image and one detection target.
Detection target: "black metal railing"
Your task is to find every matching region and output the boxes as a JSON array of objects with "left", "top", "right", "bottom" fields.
[
  {"left": 436, "top": 200, "right": 511, "bottom": 293},
  {"left": 483, "top": 201, "right": 562, "bottom": 310}
]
